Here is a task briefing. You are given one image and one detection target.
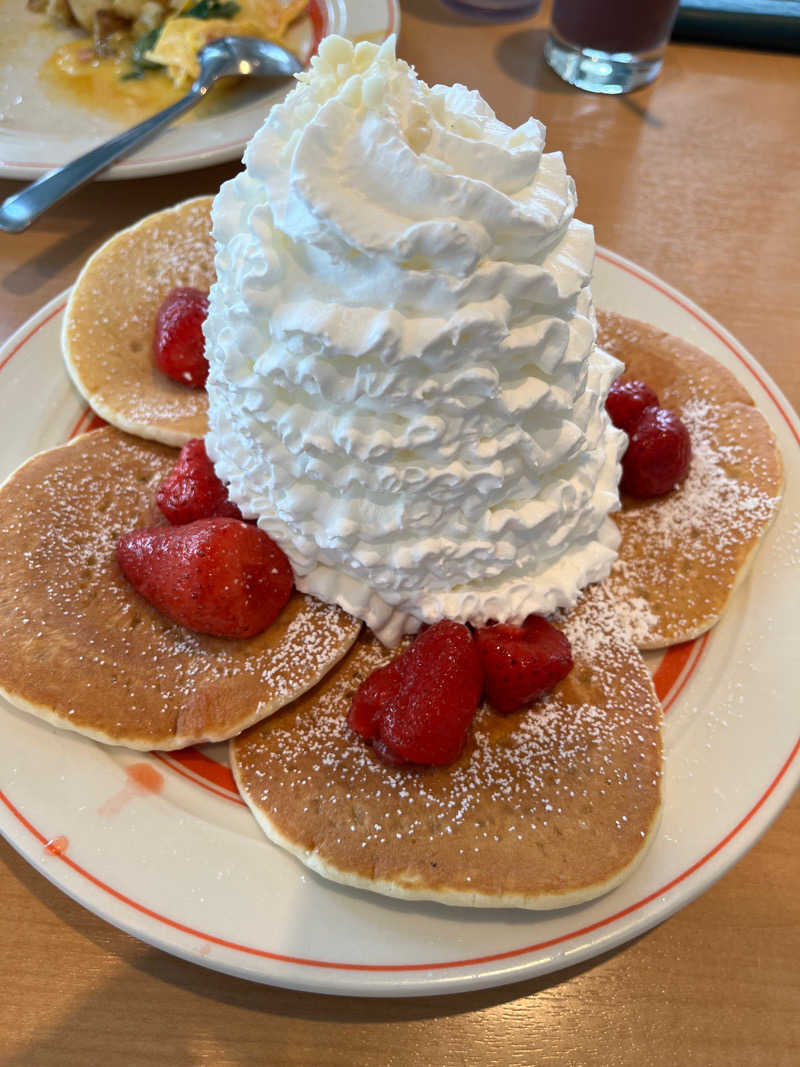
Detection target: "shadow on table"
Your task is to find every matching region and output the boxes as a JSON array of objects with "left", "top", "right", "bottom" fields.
[
  {"left": 3, "top": 841, "right": 651, "bottom": 1064},
  {"left": 495, "top": 28, "right": 576, "bottom": 94},
  {"left": 401, "top": 0, "right": 488, "bottom": 27},
  {"left": 496, "top": 27, "right": 666, "bottom": 128},
  {"left": 0, "top": 161, "right": 239, "bottom": 302}
]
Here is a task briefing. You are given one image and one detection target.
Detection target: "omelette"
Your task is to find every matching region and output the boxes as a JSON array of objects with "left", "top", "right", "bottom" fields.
[
  {"left": 147, "top": 0, "right": 307, "bottom": 86},
  {"left": 30, "top": 0, "right": 307, "bottom": 93}
]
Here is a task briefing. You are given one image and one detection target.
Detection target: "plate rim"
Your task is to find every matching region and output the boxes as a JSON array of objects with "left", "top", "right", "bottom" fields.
[{"left": 0, "top": 248, "right": 798, "bottom": 996}]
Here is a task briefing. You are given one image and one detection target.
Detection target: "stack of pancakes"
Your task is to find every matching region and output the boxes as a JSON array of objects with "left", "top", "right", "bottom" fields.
[{"left": 0, "top": 198, "right": 783, "bottom": 909}]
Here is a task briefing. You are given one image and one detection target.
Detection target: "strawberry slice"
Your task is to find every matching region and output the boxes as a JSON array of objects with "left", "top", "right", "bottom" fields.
[
  {"left": 348, "top": 621, "right": 482, "bottom": 766},
  {"left": 116, "top": 518, "right": 292, "bottom": 638},
  {"left": 153, "top": 287, "right": 209, "bottom": 389},
  {"left": 474, "top": 615, "right": 573, "bottom": 714},
  {"left": 620, "top": 406, "right": 692, "bottom": 498},
  {"left": 347, "top": 656, "right": 405, "bottom": 740},
  {"left": 156, "top": 438, "right": 243, "bottom": 525},
  {"left": 605, "top": 379, "right": 659, "bottom": 435}
]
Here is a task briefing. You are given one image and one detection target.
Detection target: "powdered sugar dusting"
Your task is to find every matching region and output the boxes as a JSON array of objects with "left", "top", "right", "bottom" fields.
[
  {"left": 626, "top": 397, "right": 777, "bottom": 554},
  {"left": 64, "top": 199, "right": 212, "bottom": 427},
  {"left": 763, "top": 512, "right": 800, "bottom": 573},
  {"left": 563, "top": 581, "right": 657, "bottom": 660},
  {"left": 234, "top": 592, "right": 662, "bottom": 898},
  {"left": 607, "top": 395, "right": 781, "bottom": 645},
  {"left": 0, "top": 430, "right": 360, "bottom": 746}
]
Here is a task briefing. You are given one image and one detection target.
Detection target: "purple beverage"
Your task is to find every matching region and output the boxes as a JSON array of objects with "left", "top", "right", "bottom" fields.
[{"left": 552, "top": 0, "right": 680, "bottom": 55}]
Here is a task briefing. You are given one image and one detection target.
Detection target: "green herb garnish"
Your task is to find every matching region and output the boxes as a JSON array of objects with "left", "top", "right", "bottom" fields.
[
  {"left": 120, "top": 0, "right": 241, "bottom": 82},
  {"left": 123, "top": 26, "right": 164, "bottom": 80},
  {"left": 181, "top": 0, "right": 241, "bottom": 20},
  {"left": 132, "top": 26, "right": 164, "bottom": 66}
]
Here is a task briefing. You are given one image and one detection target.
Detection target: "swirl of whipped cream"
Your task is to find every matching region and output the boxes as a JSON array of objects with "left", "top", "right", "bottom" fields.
[{"left": 205, "top": 35, "right": 625, "bottom": 645}]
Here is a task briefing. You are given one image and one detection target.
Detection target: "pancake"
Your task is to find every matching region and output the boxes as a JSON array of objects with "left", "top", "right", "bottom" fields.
[
  {"left": 0, "top": 427, "right": 361, "bottom": 750},
  {"left": 232, "top": 584, "right": 663, "bottom": 910},
  {"left": 597, "top": 311, "right": 783, "bottom": 650},
  {"left": 62, "top": 197, "right": 213, "bottom": 447}
]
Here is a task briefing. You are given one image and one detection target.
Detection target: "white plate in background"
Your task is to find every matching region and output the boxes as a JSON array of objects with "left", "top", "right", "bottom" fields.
[{"left": 0, "top": 0, "right": 400, "bottom": 179}]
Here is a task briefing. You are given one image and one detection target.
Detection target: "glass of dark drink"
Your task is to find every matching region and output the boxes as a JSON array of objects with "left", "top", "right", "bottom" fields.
[{"left": 545, "top": 0, "right": 681, "bottom": 93}]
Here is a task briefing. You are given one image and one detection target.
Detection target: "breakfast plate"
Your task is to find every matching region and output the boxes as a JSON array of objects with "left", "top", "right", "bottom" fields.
[
  {"left": 0, "top": 249, "right": 798, "bottom": 997},
  {"left": 0, "top": 0, "right": 400, "bottom": 180}
]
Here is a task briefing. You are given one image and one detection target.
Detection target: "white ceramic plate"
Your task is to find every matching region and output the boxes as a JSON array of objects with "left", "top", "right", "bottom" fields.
[
  {"left": 0, "top": 0, "right": 400, "bottom": 180},
  {"left": 1, "top": 249, "right": 798, "bottom": 997}
]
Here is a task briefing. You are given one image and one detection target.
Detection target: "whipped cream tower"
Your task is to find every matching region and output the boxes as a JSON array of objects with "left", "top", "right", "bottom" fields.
[{"left": 205, "top": 35, "right": 625, "bottom": 644}]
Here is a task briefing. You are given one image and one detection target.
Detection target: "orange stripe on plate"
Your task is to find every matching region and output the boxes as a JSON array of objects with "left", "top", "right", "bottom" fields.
[
  {"left": 161, "top": 748, "right": 239, "bottom": 795},
  {"left": 67, "top": 407, "right": 108, "bottom": 440},
  {"left": 308, "top": 0, "right": 326, "bottom": 51},
  {"left": 3, "top": 729, "right": 800, "bottom": 971},
  {"left": 0, "top": 302, "right": 66, "bottom": 375},
  {"left": 652, "top": 640, "right": 696, "bottom": 704}
]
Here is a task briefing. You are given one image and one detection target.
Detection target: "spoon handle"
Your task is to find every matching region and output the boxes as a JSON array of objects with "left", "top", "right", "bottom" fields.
[{"left": 0, "top": 87, "right": 205, "bottom": 234}]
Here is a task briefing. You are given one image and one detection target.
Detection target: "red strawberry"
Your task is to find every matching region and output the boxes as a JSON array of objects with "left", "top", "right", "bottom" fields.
[
  {"left": 153, "top": 287, "right": 209, "bottom": 389},
  {"left": 116, "top": 518, "right": 292, "bottom": 638},
  {"left": 620, "top": 405, "right": 692, "bottom": 498},
  {"left": 347, "top": 621, "right": 482, "bottom": 766},
  {"left": 474, "top": 615, "right": 573, "bottom": 714},
  {"left": 347, "top": 656, "right": 405, "bottom": 739},
  {"left": 371, "top": 737, "right": 410, "bottom": 768},
  {"left": 606, "top": 379, "right": 659, "bottom": 434},
  {"left": 156, "top": 438, "right": 243, "bottom": 525}
]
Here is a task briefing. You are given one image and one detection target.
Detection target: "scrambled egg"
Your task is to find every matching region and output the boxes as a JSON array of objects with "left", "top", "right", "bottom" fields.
[{"left": 146, "top": 0, "right": 307, "bottom": 86}]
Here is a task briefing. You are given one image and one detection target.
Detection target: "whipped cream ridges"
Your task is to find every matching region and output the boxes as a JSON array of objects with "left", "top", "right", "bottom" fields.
[{"left": 205, "top": 35, "right": 625, "bottom": 644}]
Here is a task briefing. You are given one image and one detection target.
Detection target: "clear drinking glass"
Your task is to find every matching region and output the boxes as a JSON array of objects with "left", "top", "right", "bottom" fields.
[{"left": 545, "top": 0, "right": 681, "bottom": 94}]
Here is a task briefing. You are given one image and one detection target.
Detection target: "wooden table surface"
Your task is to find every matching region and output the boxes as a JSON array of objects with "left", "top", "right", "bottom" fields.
[{"left": 1, "top": 3, "right": 798, "bottom": 1063}]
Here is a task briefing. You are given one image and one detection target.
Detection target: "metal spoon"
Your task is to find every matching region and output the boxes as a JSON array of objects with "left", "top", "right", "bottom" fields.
[{"left": 0, "top": 36, "right": 302, "bottom": 234}]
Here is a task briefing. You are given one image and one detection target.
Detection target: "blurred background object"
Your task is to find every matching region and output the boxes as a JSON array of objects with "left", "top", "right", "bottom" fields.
[
  {"left": 438, "top": 0, "right": 542, "bottom": 21},
  {"left": 673, "top": 0, "right": 800, "bottom": 51}
]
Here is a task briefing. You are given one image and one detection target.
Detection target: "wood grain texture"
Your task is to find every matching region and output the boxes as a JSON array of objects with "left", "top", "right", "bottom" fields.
[{"left": 1, "top": 2, "right": 799, "bottom": 1063}]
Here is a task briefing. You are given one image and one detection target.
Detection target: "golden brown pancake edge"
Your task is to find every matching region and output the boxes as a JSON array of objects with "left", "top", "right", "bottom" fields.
[
  {"left": 62, "top": 196, "right": 213, "bottom": 447},
  {"left": 0, "top": 427, "right": 361, "bottom": 750},
  {"left": 597, "top": 310, "right": 783, "bottom": 650},
  {"left": 231, "top": 586, "right": 663, "bottom": 910}
]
